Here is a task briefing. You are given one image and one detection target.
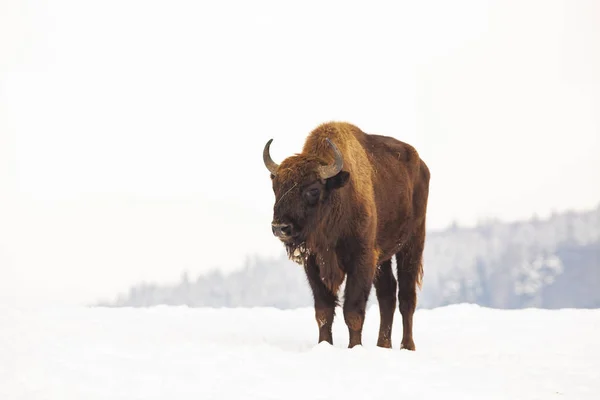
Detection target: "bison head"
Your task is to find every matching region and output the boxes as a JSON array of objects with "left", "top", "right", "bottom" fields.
[{"left": 263, "top": 138, "right": 350, "bottom": 247}]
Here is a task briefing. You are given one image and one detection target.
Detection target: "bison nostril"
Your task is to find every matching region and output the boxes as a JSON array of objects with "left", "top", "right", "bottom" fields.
[
  {"left": 272, "top": 223, "right": 293, "bottom": 237},
  {"left": 280, "top": 224, "right": 292, "bottom": 236}
]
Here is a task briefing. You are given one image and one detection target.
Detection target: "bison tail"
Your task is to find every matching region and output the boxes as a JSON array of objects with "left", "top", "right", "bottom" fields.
[{"left": 415, "top": 256, "right": 424, "bottom": 290}]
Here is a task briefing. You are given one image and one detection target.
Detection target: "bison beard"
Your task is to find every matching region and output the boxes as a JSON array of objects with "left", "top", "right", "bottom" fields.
[
  {"left": 263, "top": 121, "right": 430, "bottom": 350},
  {"left": 283, "top": 232, "right": 344, "bottom": 294}
]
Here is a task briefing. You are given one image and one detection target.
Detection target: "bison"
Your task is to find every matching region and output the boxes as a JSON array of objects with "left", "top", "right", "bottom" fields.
[{"left": 262, "top": 121, "right": 430, "bottom": 349}]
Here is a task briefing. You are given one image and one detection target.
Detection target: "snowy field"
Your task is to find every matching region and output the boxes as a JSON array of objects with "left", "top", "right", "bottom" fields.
[{"left": 2, "top": 304, "right": 599, "bottom": 399}]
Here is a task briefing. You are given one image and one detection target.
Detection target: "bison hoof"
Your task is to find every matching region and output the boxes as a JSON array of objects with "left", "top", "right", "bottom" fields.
[
  {"left": 376, "top": 339, "right": 392, "bottom": 349},
  {"left": 400, "top": 339, "right": 416, "bottom": 351},
  {"left": 318, "top": 337, "right": 333, "bottom": 346}
]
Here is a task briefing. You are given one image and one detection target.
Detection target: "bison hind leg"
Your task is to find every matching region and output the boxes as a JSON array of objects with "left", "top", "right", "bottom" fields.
[
  {"left": 396, "top": 221, "right": 426, "bottom": 351},
  {"left": 373, "top": 259, "right": 397, "bottom": 348}
]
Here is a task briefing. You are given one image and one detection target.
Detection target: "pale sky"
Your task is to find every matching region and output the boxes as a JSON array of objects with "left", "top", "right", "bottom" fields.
[{"left": 1, "top": 0, "right": 599, "bottom": 307}]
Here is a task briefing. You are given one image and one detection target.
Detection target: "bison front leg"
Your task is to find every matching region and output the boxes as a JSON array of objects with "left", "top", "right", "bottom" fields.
[
  {"left": 343, "top": 251, "right": 376, "bottom": 348},
  {"left": 304, "top": 255, "right": 338, "bottom": 345}
]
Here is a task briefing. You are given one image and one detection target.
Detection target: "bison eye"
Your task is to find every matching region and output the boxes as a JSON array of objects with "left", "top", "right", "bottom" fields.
[{"left": 305, "top": 187, "right": 320, "bottom": 204}]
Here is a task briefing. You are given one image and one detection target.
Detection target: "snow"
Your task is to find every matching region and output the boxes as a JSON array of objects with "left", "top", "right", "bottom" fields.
[{"left": 2, "top": 304, "right": 599, "bottom": 399}]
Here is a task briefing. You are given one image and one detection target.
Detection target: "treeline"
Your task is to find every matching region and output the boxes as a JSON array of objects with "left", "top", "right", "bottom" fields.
[{"left": 99, "top": 204, "right": 600, "bottom": 309}]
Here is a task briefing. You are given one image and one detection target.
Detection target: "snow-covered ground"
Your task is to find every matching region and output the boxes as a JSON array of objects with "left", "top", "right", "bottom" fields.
[{"left": 2, "top": 304, "right": 599, "bottom": 399}]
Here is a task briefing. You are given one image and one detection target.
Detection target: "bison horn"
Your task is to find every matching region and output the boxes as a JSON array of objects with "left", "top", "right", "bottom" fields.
[
  {"left": 263, "top": 139, "right": 279, "bottom": 175},
  {"left": 318, "top": 138, "right": 344, "bottom": 180}
]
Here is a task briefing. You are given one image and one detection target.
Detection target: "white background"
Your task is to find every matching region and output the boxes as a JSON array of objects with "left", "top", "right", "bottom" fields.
[{"left": 1, "top": 0, "right": 599, "bottom": 306}]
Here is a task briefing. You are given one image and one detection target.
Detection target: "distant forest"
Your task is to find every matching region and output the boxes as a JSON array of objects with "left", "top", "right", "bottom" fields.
[{"left": 98, "top": 204, "right": 600, "bottom": 310}]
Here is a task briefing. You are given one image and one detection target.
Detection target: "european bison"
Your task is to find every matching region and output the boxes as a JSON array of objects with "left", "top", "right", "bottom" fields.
[{"left": 263, "top": 121, "right": 430, "bottom": 349}]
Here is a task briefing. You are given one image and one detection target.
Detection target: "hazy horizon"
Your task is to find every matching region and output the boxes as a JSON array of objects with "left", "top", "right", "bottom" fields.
[{"left": 1, "top": 0, "right": 599, "bottom": 307}]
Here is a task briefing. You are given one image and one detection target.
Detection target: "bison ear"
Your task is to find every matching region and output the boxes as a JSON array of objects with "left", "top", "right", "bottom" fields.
[{"left": 326, "top": 171, "right": 350, "bottom": 190}]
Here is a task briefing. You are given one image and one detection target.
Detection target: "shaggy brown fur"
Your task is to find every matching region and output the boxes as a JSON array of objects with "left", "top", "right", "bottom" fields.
[{"left": 263, "top": 121, "right": 430, "bottom": 349}]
